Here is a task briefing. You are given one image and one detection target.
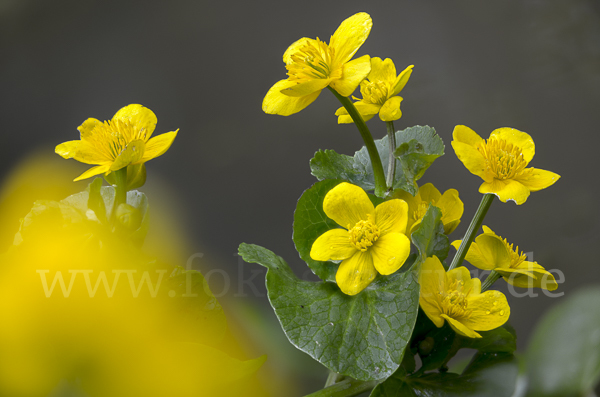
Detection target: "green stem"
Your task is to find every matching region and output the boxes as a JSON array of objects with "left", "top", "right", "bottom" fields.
[
  {"left": 113, "top": 167, "right": 128, "bottom": 217},
  {"left": 328, "top": 87, "right": 387, "bottom": 197},
  {"left": 305, "top": 379, "right": 379, "bottom": 397},
  {"left": 324, "top": 371, "right": 343, "bottom": 387},
  {"left": 481, "top": 270, "right": 501, "bottom": 292},
  {"left": 385, "top": 121, "right": 396, "bottom": 192},
  {"left": 448, "top": 194, "right": 495, "bottom": 271}
]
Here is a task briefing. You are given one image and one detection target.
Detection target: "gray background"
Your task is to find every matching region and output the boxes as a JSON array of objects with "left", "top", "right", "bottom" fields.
[{"left": 1, "top": 0, "right": 599, "bottom": 394}]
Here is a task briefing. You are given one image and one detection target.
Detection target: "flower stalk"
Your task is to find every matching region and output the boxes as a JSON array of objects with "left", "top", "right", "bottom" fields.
[
  {"left": 385, "top": 121, "right": 396, "bottom": 192},
  {"left": 112, "top": 167, "right": 128, "bottom": 218},
  {"left": 481, "top": 270, "right": 502, "bottom": 292},
  {"left": 328, "top": 87, "right": 387, "bottom": 197},
  {"left": 448, "top": 193, "right": 495, "bottom": 271}
]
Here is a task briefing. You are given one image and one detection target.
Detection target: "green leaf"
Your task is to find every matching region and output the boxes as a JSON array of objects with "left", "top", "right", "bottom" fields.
[
  {"left": 292, "top": 180, "right": 384, "bottom": 282},
  {"left": 525, "top": 286, "right": 600, "bottom": 397},
  {"left": 310, "top": 126, "right": 442, "bottom": 195},
  {"left": 87, "top": 177, "right": 107, "bottom": 224},
  {"left": 410, "top": 204, "right": 449, "bottom": 262},
  {"left": 292, "top": 180, "right": 342, "bottom": 282},
  {"left": 371, "top": 352, "right": 518, "bottom": 397},
  {"left": 238, "top": 243, "right": 420, "bottom": 381},
  {"left": 393, "top": 125, "right": 445, "bottom": 194}
]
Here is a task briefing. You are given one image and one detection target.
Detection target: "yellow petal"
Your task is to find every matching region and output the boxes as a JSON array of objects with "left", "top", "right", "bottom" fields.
[
  {"left": 310, "top": 228, "right": 356, "bottom": 261},
  {"left": 446, "top": 266, "right": 475, "bottom": 292},
  {"left": 453, "top": 125, "right": 484, "bottom": 147},
  {"left": 113, "top": 104, "right": 157, "bottom": 139},
  {"left": 329, "top": 55, "right": 371, "bottom": 97},
  {"left": 336, "top": 251, "right": 377, "bottom": 295},
  {"left": 479, "top": 179, "right": 530, "bottom": 205},
  {"left": 329, "top": 12, "right": 372, "bottom": 64},
  {"left": 370, "top": 232, "right": 410, "bottom": 275},
  {"left": 110, "top": 139, "right": 145, "bottom": 171},
  {"left": 368, "top": 57, "right": 396, "bottom": 84},
  {"left": 489, "top": 127, "right": 535, "bottom": 164},
  {"left": 379, "top": 96, "right": 403, "bottom": 122},
  {"left": 470, "top": 234, "right": 511, "bottom": 270},
  {"left": 77, "top": 118, "right": 102, "bottom": 140},
  {"left": 452, "top": 240, "right": 488, "bottom": 271},
  {"left": 141, "top": 130, "right": 178, "bottom": 162},
  {"left": 337, "top": 115, "right": 355, "bottom": 124},
  {"left": 482, "top": 225, "right": 496, "bottom": 235},
  {"left": 451, "top": 141, "right": 489, "bottom": 180},
  {"left": 283, "top": 37, "right": 316, "bottom": 64},
  {"left": 502, "top": 261, "right": 558, "bottom": 291},
  {"left": 441, "top": 315, "right": 482, "bottom": 338},
  {"left": 323, "top": 182, "right": 374, "bottom": 229},
  {"left": 437, "top": 189, "right": 464, "bottom": 234},
  {"left": 392, "top": 189, "right": 419, "bottom": 233},
  {"left": 418, "top": 183, "right": 442, "bottom": 205},
  {"left": 375, "top": 199, "right": 408, "bottom": 235},
  {"left": 73, "top": 164, "right": 110, "bottom": 182},
  {"left": 392, "top": 65, "right": 414, "bottom": 96},
  {"left": 280, "top": 79, "right": 330, "bottom": 97},
  {"left": 419, "top": 256, "right": 446, "bottom": 328},
  {"left": 354, "top": 101, "right": 381, "bottom": 116},
  {"left": 515, "top": 168, "right": 561, "bottom": 192},
  {"left": 262, "top": 79, "right": 322, "bottom": 116},
  {"left": 55, "top": 140, "right": 110, "bottom": 164},
  {"left": 462, "top": 290, "right": 510, "bottom": 331}
]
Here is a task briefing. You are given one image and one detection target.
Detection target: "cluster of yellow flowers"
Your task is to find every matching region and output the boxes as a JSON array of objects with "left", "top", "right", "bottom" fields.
[{"left": 260, "top": 12, "right": 560, "bottom": 339}]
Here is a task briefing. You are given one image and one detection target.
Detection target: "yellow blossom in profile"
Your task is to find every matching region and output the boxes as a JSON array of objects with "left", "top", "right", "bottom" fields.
[
  {"left": 310, "top": 182, "right": 411, "bottom": 295},
  {"left": 262, "top": 12, "right": 373, "bottom": 116},
  {"left": 335, "top": 57, "right": 413, "bottom": 123},
  {"left": 393, "top": 183, "right": 463, "bottom": 235},
  {"left": 452, "top": 226, "right": 558, "bottom": 291},
  {"left": 55, "top": 104, "right": 178, "bottom": 181},
  {"left": 419, "top": 256, "right": 510, "bottom": 338},
  {"left": 451, "top": 125, "right": 560, "bottom": 204}
]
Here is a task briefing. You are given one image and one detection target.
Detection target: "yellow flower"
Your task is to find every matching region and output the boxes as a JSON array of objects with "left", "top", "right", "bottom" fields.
[
  {"left": 451, "top": 125, "right": 560, "bottom": 205},
  {"left": 55, "top": 104, "right": 178, "bottom": 181},
  {"left": 310, "top": 182, "right": 411, "bottom": 295},
  {"left": 419, "top": 256, "right": 510, "bottom": 338},
  {"left": 262, "top": 12, "right": 373, "bottom": 116},
  {"left": 335, "top": 57, "right": 413, "bottom": 123},
  {"left": 393, "top": 183, "right": 463, "bottom": 235},
  {"left": 452, "top": 226, "right": 558, "bottom": 291}
]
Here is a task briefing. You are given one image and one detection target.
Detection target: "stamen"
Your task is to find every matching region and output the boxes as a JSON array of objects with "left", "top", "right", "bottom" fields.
[
  {"left": 286, "top": 38, "right": 341, "bottom": 84},
  {"left": 348, "top": 215, "right": 380, "bottom": 251},
  {"left": 359, "top": 80, "right": 390, "bottom": 105},
  {"left": 477, "top": 138, "right": 527, "bottom": 180}
]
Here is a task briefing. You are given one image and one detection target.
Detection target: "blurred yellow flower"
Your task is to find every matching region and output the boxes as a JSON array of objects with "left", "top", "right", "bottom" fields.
[
  {"left": 451, "top": 125, "right": 560, "bottom": 204},
  {"left": 393, "top": 183, "right": 463, "bottom": 235},
  {"left": 419, "top": 256, "right": 510, "bottom": 338},
  {"left": 55, "top": 104, "right": 178, "bottom": 181},
  {"left": 452, "top": 225, "right": 558, "bottom": 291},
  {"left": 310, "top": 182, "right": 411, "bottom": 295},
  {"left": 262, "top": 12, "right": 372, "bottom": 116},
  {"left": 335, "top": 57, "right": 413, "bottom": 123}
]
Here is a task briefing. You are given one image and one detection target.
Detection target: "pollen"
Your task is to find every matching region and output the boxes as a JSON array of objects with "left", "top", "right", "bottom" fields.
[
  {"left": 348, "top": 215, "right": 380, "bottom": 251},
  {"left": 477, "top": 138, "right": 527, "bottom": 180},
  {"left": 286, "top": 38, "right": 341, "bottom": 83},
  {"left": 86, "top": 120, "right": 149, "bottom": 160},
  {"left": 413, "top": 201, "right": 430, "bottom": 222},
  {"left": 359, "top": 80, "right": 390, "bottom": 105}
]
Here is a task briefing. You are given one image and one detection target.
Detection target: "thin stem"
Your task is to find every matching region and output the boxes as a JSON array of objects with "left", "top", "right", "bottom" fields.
[
  {"left": 112, "top": 167, "right": 128, "bottom": 219},
  {"left": 328, "top": 87, "right": 386, "bottom": 197},
  {"left": 385, "top": 121, "right": 396, "bottom": 192},
  {"left": 324, "top": 371, "right": 343, "bottom": 387},
  {"left": 448, "top": 194, "right": 495, "bottom": 271},
  {"left": 304, "top": 378, "right": 379, "bottom": 397},
  {"left": 481, "top": 271, "right": 501, "bottom": 292}
]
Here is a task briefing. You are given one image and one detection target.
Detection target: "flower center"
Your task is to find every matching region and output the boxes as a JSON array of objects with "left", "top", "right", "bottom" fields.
[
  {"left": 477, "top": 138, "right": 527, "bottom": 180},
  {"left": 348, "top": 216, "right": 380, "bottom": 251},
  {"left": 503, "top": 238, "right": 527, "bottom": 269},
  {"left": 286, "top": 38, "right": 341, "bottom": 83},
  {"left": 439, "top": 280, "right": 472, "bottom": 319},
  {"left": 88, "top": 120, "right": 149, "bottom": 160},
  {"left": 360, "top": 80, "right": 389, "bottom": 105}
]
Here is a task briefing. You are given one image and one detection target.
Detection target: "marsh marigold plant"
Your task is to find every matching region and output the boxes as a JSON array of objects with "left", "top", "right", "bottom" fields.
[
  {"left": 310, "top": 182, "right": 411, "bottom": 295},
  {"left": 55, "top": 104, "right": 178, "bottom": 181}
]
